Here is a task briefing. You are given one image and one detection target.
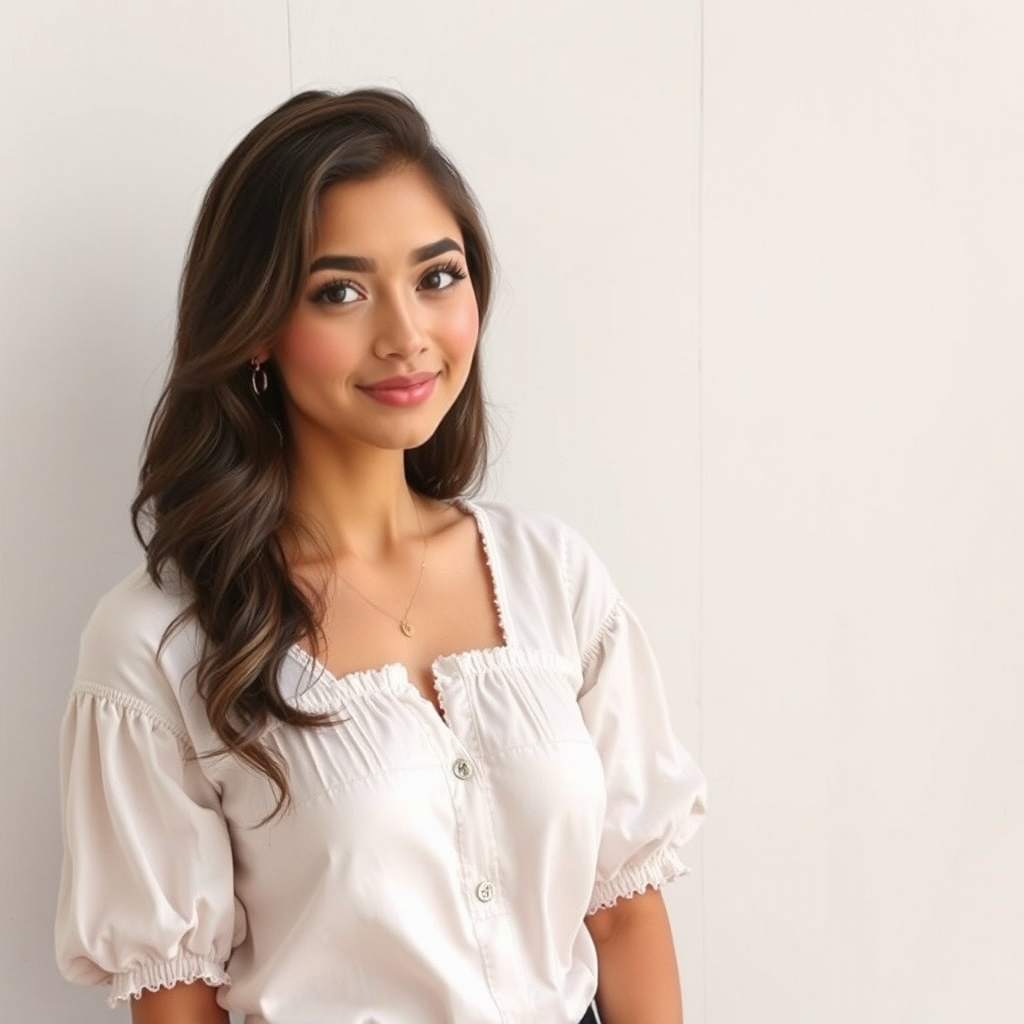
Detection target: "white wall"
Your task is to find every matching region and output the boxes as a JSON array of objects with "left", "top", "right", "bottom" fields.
[
  {"left": 700, "top": 3, "right": 1024, "bottom": 1022},
  {"left": 1, "top": 2, "right": 1020, "bottom": 1023}
]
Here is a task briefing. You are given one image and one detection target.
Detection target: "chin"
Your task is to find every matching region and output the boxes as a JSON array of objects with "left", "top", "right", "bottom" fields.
[
  {"left": 336, "top": 403, "right": 454, "bottom": 453},
  {"left": 372, "top": 423, "right": 445, "bottom": 452}
]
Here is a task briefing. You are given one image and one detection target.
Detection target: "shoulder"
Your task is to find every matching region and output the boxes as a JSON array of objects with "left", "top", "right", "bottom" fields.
[
  {"left": 463, "top": 497, "right": 576, "bottom": 567},
  {"left": 463, "top": 498, "right": 620, "bottom": 627},
  {"left": 73, "top": 564, "right": 196, "bottom": 715},
  {"left": 467, "top": 499, "right": 613, "bottom": 582},
  {"left": 465, "top": 498, "right": 567, "bottom": 546}
]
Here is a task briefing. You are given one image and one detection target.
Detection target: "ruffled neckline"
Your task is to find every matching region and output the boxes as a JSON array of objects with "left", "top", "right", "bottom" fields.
[
  {"left": 284, "top": 640, "right": 578, "bottom": 715},
  {"left": 282, "top": 498, "right": 540, "bottom": 712}
]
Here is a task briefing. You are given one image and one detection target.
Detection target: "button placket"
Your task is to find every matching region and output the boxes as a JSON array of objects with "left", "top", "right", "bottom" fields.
[{"left": 435, "top": 664, "right": 502, "bottom": 920}]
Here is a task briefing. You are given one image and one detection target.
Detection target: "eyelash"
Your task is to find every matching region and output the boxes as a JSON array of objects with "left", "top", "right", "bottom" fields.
[
  {"left": 422, "top": 259, "right": 468, "bottom": 289},
  {"left": 310, "top": 259, "right": 468, "bottom": 305}
]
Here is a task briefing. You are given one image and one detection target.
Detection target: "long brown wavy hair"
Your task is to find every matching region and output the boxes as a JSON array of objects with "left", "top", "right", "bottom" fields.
[{"left": 132, "top": 89, "right": 494, "bottom": 814}]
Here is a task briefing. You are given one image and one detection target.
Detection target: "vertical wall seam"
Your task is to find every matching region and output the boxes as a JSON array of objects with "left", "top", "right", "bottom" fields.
[
  {"left": 696, "top": 0, "right": 708, "bottom": 1021},
  {"left": 286, "top": 0, "right": 294, "bottom": 92}
]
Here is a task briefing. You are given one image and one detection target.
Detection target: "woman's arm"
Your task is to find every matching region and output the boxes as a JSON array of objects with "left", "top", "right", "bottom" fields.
[
  {"left": 585, "top": 887, "right": 685, "bottom": 1024},
  {"left": 130, "top": 980, "right": 229, "bottom": 1024}
]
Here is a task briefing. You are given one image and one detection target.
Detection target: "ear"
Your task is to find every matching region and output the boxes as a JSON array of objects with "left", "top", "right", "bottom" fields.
[{"left": 251, "top": 342, "right": 273, "bottom": 365}]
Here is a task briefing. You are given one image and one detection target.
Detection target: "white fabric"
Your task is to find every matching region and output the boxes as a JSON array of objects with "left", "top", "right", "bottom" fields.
[{"left": 55, "top": 500, "right": 706, "bottom": 1023}]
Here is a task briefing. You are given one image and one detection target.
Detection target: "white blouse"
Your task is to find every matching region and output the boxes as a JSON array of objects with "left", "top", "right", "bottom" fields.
[{"left": 55, "top": 500, "right": 706, "bottom": 1024}]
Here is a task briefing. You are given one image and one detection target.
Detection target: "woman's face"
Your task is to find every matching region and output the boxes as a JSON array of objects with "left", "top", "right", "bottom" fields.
[{"left": 268, "top": 165, "right": 480, "bottom": 457}]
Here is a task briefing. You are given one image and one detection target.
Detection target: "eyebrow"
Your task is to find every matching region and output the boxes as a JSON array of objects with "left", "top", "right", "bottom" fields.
[{"left": 308, "top": 237, "right": 464, "bottom": 274}]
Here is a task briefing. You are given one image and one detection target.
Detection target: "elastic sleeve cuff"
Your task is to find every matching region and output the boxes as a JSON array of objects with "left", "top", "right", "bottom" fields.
[
  {"left": 108, "top": 952, "right": 230, "bottom": 1007},
  {"left": 587, "top": 845, "right": 691, "bottom": 916}
]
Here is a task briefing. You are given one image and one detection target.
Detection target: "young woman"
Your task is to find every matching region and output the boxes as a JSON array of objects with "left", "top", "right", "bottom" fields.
[{"left": 55, "top": 89, "right": 706, "bottom": 1024}]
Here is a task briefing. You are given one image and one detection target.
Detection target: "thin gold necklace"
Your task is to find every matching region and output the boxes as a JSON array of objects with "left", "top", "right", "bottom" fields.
[{"left": 334, "top": 495, "right": 428, "bottom": 639}]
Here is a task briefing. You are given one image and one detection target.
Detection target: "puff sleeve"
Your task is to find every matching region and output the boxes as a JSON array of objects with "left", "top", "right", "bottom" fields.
[
  {"left": 563, "top": 527, "right": 707, "bottom": 914},
  {"left": 55, "top": 587, "right": 238, "bottom": 1007}
]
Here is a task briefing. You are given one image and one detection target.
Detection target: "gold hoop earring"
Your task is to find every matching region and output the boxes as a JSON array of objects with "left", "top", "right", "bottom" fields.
[{"left": 250, "top": 357, "right": 269, "bottom": 397}]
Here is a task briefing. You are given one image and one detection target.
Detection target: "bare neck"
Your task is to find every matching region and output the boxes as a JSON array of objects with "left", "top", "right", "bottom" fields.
[{"left": 284, "top": 442, "right": 424, "bottom": 565}]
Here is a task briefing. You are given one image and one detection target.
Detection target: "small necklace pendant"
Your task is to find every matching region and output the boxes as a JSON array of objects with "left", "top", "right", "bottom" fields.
[{"left": 400, "top": 620, "right": 415, "bottom": 638}]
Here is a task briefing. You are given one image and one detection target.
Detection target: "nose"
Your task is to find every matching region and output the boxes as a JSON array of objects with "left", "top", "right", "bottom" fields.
[{"left": 372, "top": 290, "right": 428, "bottom": 361}]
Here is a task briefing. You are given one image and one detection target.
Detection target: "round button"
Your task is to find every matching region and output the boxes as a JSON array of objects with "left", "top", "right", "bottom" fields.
[
  {"left": 452, "top": 757, "right": 474, "bottom": 781},
  {"left": 475, "top": 880, "right": 496, "bottom": 903}
]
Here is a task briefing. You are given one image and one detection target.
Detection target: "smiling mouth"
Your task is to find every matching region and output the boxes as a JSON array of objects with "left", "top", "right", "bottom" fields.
[
  {"left": 357, "top": 371, "right": 441, "bottom": 407},
  {"left": 359, "top": 371, "right": 440, "bottom": 392}
]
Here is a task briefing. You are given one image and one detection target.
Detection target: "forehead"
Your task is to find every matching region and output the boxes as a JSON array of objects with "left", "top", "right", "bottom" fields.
[{"left": 313, "top": 166, "right": 462, "bottom": 253}]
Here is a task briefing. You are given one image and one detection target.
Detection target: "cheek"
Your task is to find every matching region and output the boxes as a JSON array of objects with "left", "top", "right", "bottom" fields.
[
  {"left": 441, "top": 294, "right": 481, "bottom": 360},
  {"left": 276, "top": 315, "right": 362, "bottom": 378}
]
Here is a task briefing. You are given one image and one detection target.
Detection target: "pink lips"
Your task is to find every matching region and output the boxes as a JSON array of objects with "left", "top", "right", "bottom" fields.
[{"left": 358, "top": 371, "right": 441, "bottom": 407}]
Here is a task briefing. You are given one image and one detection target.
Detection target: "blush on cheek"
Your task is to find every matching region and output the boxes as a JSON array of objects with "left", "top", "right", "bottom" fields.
[
  {"left": 279, "top": 322, "right": 360, "bottom": 376},
  {"left": 444, "top": 297, "right": 481, "bottom": 357}
]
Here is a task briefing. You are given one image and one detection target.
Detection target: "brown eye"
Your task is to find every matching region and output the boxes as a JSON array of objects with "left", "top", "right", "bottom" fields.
[
  {"left": 312, "top": 280, "right": 361, "bottom": 305},
  {"left": 419, "top": 261, "right": 467, "bottom": 292},
  {"left": 422, "top": 270, "right": 450, "bottom": 290}
]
